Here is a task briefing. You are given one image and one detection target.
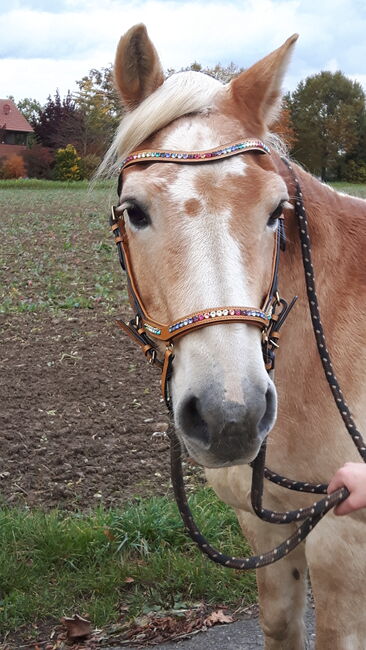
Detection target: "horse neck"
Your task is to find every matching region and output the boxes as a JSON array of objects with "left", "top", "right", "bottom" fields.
[
  {"left": 280, "top": 161, "right": 366, "bottom": 319},
  {"left": 275, "top": 159, "right": 366, "bottom": 432}
]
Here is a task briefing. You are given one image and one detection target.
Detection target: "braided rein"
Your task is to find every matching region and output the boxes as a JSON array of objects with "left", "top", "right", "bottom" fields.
[
  {"left": 112, "top": 144, "right": 365, "bottom": 569},
  {"left": 168, "top": 160, "right": 365, "bottom": 569}
]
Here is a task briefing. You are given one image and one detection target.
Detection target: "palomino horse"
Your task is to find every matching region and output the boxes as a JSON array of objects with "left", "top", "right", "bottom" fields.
[{"left": 103, "top": 25, "right": 366, "bottom": 649}]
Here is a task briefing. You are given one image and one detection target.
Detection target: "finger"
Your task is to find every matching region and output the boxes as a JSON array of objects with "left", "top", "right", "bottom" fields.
[
  {"left": 333, "top": 499, "right": 354, "bottom": 516},
  {"left": 327, "top": 473, "right": 345, "bottom": 494}
]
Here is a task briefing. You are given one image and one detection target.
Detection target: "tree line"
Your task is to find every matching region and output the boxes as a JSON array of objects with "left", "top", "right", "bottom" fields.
[{"left": 6, "top": 63, "right": 366, "bottom": 182}]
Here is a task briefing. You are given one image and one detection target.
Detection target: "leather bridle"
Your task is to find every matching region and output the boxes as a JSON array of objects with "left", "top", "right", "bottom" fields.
[
  {"left": 111, "top": 138, "right": 365, "bottom": 569},
  {"left": 111, "top": 139, "right": 296, "bottom": 409}
]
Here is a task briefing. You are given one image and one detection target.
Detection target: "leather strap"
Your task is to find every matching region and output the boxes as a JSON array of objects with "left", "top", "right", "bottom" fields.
[{"left": 119, "top": 139, "right": 270, "bottom": 173}]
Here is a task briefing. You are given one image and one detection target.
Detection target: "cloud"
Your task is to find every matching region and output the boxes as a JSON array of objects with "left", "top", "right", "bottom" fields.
[
  {"left": 1, "top": 0, "right": 366, "bottom": 103},
  {"left": 0, "top": 1, "right": 301, "bottom": 62},
  {"left": 1, "top": 58, "right": 99, "bottom": 104}
]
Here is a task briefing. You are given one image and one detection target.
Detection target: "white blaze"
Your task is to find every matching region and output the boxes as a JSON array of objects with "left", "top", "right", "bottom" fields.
[{"left": 159, "top": 123, "right": 265, "bottom": 404}]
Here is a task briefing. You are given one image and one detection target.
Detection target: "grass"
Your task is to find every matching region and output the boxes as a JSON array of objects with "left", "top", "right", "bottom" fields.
[
  {"left": 0, "top": 488, "right": 256, "bottom": 638},
  {"left": 330, "top": 181, "right": 366, "bottom": 198},
  {"left": 0, "top": 178, "right": 113, "bottom": 190}
]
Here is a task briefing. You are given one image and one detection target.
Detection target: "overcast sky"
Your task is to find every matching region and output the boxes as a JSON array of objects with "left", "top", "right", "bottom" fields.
[{"left": 1, "top": 0, "right": 366, "bottom": 105}]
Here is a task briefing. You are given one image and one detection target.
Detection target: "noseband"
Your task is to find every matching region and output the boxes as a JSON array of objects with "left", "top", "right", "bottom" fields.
[{"left": 111, "top": 138, "right": 365, "bottom": 570}]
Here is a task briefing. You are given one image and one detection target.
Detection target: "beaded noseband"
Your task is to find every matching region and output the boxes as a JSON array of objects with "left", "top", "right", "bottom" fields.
[{"left": 111, "top": 138, "right": 364, "bottom": 570}]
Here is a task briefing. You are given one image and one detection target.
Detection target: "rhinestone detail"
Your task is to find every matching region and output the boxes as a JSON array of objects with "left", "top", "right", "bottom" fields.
[
  {"left": 144, "top": 323, "right": 161, "bottom": 335},
  {"left": 168, "top": 309, "right": 269, "bottom": 333},
  {"left": 120, "top": 140, "right": 270, "bottom": 170}
]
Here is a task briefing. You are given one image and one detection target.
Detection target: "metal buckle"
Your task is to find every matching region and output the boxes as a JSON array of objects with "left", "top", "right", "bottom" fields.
[
  {"left": 147, "top": 349, "right": 157, "bottom": 364},
  {"left": 110, "top": 205, "right": 118, "bottom": 222}
]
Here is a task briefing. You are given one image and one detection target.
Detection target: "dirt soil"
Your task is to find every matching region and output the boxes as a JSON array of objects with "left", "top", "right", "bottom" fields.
[{"left": 0, "top": 308, "right": 193, "bottom": 510}]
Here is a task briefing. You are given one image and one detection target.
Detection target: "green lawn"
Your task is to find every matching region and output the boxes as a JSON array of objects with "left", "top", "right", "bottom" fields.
[
  {"left": 0, "top": 490, "right": 256, "bottom": 641},
  {"left": 330, "top": 181, "right": 366, "bottom": 197}
]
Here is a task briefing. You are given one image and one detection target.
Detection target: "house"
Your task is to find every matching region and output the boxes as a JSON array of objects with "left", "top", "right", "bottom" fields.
[{"left": 0, "top": 98, "right": 34, "bottom": 159}]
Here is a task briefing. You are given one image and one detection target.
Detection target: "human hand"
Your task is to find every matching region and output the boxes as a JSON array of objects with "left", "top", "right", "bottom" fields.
[{"left": 327, "top": 462, "right": 366, "bottom": 515}]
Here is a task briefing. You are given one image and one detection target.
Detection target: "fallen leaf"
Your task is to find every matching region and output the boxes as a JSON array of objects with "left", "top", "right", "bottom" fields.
[
  {"left": 103, "top": 527, "right": 115, "bottom": 541},
  {"left": 204, "top": 609, "right": 234, "bottom": 627},
  {"left": 61, "top": 614, "right": 92, "bottom": 639}
]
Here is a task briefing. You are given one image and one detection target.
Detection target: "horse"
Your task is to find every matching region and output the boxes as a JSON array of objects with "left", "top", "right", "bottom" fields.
[{"left": 102, "top": 24, "right": 366, "bottom": 649}]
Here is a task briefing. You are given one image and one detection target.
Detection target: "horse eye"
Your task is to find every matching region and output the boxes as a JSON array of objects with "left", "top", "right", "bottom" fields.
[
  {"left": 267, "top": 201, "right": 284, "bottom": 228},
  {"left": 123, "top": 204, "right": 150, "bottom": 229}
]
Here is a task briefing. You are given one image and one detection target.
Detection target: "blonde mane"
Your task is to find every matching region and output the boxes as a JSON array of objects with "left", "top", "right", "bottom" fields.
[{"left": 98, "top": 71, "right": 222, "bottom": 178}]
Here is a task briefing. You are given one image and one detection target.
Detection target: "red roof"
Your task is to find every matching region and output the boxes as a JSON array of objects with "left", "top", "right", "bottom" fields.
[{"left": 0, "top": 99, "right": 34, "bottom": 133}]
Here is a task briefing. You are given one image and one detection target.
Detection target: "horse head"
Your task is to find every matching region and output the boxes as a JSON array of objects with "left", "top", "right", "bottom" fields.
[{"left": 109, "top": 24, "right": 298, "bottom": 468}]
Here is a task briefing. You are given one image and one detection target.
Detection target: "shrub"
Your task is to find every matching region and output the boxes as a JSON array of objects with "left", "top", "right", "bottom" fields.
[
  {"left": 53, "top": 144, "right": 81, "bottom": 181},
  {"left": 343, "top": 160, "right": 366, "bottom": 183},
  {"left": 79, "top": 153, "right": 101, "bottom": 180},
  {"left": 22, "top": 145, "right": 54, "bottom": 179},
  {"left": 0, "top": 154, "right": 27, "bottom": 179}
]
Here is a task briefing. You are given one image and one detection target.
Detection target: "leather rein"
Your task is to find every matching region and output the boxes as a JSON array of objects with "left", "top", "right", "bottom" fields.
[{"left": 111, "top": 139, "right": 366, "bottom": 569}]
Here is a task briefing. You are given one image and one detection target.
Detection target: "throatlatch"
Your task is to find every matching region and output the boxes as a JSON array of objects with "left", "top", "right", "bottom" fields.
[{"left": 111, "top": 139, "right": 359, "bottom": 570}]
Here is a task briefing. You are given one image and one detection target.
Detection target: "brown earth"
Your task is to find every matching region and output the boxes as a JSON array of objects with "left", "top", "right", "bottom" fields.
[{"left": 0, "top": 308, "right": 192, "bottom": 511}]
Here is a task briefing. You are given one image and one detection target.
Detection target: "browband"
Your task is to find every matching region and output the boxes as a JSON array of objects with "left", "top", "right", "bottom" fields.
[{"left": 119, "top": 139, "right": 270, "bottom": 172}]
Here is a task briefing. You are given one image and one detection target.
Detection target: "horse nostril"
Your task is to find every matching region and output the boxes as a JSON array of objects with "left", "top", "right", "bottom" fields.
[
  {"left": 179, "top": 395, "right": 211, "bottom": 448},
  {"left": 257, "top": 384, "right": 277, "bottom": 437}
]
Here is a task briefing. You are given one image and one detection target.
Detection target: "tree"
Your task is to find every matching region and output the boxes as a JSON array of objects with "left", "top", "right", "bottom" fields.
[
  {"left": 73, "top": 66, "right": 123, "bottom": 156},
  {"left": 167, "top": 61, "right": 244, "bottom": 83},
  {"left": 17, "top": 98, "right": 42, "bottom": 124},
  {"left": 33, "top": 90, "right": 83, "bottom": 151},
  {"left": 287, "top": 71, "right": 366, "bottom": 180},
  {"left": 272, "top": 102, "right": 297, "bottom": 150}
]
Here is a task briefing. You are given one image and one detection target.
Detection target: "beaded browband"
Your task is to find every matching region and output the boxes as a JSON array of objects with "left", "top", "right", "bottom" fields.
[
  {"left": 112, "top": 138, "right": 287, "bottom": 404},
  {"left": 119, "top": 139, "right": 270, "bottom": 172}
]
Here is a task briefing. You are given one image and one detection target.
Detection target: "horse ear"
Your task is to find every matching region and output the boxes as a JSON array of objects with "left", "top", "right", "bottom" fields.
[
  {"left": 114, "top": 24, "right": 164, "bottom": 110},
  {"left": 230, "top": 34, "right": 298, "bottom": 131}
]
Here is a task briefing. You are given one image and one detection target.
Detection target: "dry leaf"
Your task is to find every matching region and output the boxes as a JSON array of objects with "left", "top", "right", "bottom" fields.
[
  {"left": 103, "top": 527, "right": 115, "bottom": 541},
  {"left": 61, "top": 613, "right": 92, "bottom": 639},
  {"left": 204, "top": 609, "right": 234, "bottom": 627}
]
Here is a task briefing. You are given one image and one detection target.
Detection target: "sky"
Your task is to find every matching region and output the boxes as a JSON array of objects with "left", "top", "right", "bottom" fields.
[{"left": 1, "top": 0, "right": 366, "bottom": 105}]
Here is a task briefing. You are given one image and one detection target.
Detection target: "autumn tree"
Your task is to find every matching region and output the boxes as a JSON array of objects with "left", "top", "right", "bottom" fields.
[
  {"left": 286, "top": 71, "right": 366, "bottom": 180},
  {"left": 73, "top": 66, "right": 123, "bottom": 156},
  {"left": 272, "top": 102, "right": 297, "bottom": 150}
]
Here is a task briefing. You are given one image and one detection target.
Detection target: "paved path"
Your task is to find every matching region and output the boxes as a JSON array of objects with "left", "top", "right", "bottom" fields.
[{"left": 103, "top": 609, "right": 315, "bottom": 650}]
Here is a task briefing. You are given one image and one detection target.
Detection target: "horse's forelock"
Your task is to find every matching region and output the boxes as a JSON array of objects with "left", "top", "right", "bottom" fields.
[{"left": 98, "top": 71, "right": 223, "bottom": 178}]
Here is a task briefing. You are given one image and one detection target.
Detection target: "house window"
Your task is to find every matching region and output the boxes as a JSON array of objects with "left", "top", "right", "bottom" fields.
[{"left": 4, "top": 131, "right": 27, "bottom": 145}]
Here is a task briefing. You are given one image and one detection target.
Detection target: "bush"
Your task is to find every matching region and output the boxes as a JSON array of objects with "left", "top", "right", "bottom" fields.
[
  {"left": 22, "top": 145, "right": 54, "bottom": 179},
  {"left": 343, "top": 160, "right": 366, "bottom": 183},
  {"left": 53, "top": 144, "right": 81, "bottom": 181},
  {"left": 79, "top": 153, "right": 101, "bottom": 180},
  {"left": 0, "top": 154, "right": 27, "bottom": 179}
]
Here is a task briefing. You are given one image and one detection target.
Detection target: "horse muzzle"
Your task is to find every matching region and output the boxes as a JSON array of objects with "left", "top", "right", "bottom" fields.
[{"left": 175, "top": 380, "right": 277, "bottom": 468}]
